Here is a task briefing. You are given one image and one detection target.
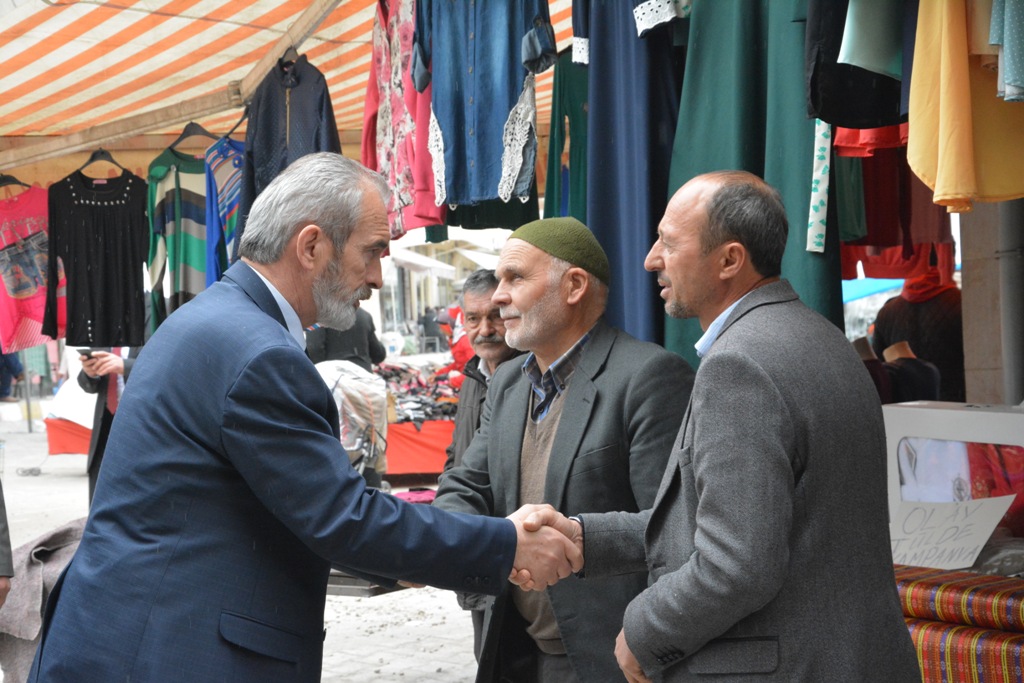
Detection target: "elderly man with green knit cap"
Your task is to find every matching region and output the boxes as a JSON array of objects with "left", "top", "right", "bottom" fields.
[{"left": 433, "top": 216, "right": 695, "bottom": 683}]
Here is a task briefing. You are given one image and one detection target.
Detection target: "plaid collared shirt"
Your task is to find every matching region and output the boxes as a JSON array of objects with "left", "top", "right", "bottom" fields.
[{"left": 521, "top": 328, "right": 593, "bottom": 422}]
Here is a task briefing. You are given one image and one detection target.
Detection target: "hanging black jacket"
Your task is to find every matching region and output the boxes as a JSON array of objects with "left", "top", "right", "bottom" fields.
[{"left": 235, "top": 54, "right": 341, "bottom": 258}]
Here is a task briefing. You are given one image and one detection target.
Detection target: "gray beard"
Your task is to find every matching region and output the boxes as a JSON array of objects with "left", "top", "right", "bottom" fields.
[{"left": 313, "top": 278, "right": 361, "bottom": 331}]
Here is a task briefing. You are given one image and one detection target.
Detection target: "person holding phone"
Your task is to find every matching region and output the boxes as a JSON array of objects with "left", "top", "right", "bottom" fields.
[{"left": 78, "top": 346, "right": 140, "bottom": 503}]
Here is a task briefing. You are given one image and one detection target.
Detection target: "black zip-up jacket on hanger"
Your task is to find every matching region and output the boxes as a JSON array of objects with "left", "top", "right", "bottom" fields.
[{"left": 235, "top": 54, "right": 341, "bottom": 260}]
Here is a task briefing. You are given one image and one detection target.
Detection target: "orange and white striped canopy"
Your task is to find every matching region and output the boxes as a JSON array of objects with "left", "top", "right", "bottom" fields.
[{"left": 0, "top": 0, "right": 573, "bottom": 157}]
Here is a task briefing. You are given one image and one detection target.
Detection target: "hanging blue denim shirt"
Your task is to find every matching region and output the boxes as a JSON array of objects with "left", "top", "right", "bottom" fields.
[{"left": 412, "top": 0, "right": 556, "bottom": 207}]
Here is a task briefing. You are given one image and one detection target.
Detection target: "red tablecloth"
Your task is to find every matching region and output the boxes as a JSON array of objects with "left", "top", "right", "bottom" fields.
[
  {"left": 43, "top": 416, "right": 456, "bottom": 476},
  {"left": 44, "top": 418, "right": 91, "bottom": 455},
  {"left": 385, "top": 420, "right": 454, "bottom": 475}
]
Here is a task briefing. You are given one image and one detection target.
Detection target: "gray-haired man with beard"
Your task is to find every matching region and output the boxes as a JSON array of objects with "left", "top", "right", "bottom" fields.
[{"left": 29, "top": 154, "right": 582, "bottom": 683}]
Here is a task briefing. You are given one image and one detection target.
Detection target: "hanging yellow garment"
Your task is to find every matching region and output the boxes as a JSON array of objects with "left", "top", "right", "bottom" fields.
[{"left": 908, "top": 0, "right": 1024, "bottom": 212}]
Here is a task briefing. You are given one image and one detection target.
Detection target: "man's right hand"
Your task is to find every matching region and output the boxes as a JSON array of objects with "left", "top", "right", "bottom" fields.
[
  {"left": 81, "top": 351, "right": 124, "bottom": 379},
  {"left": 506, "top": 504, "right": 582, "bottom": 591},
  {"left": 508, "top": 505, "right": 583, "bottom": 590}
]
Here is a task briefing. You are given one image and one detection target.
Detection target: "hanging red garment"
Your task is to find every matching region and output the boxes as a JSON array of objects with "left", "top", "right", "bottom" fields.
[
  {"left": 841, "top": 241, "right": 955, "bottom": 281},
  {"left": 967, "top": 443, "right": 1024, "bottom": 537},
  {"left": 840, "top": 144, "right": 953, "bottom": 280},
  {"left": 833, "top": 122, "right": 909, "bottom": 158},
  {"left": 0, "top": 186, "right": 66, "bottom": 352}
]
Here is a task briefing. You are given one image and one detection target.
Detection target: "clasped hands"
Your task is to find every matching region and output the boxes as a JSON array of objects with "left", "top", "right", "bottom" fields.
[{"left": 506, "top": 504, "right": 583, "bottom": 591}]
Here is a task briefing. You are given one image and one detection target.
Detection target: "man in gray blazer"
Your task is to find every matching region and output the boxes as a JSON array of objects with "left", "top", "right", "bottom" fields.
[
  {"left": 521, "top": 172, "right": 920, "bottom": 682},
  {"left": 434, "top": 217, "right": 695, "bottom": 682}
]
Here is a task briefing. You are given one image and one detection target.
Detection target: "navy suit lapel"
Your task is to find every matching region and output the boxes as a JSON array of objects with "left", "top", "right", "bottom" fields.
[{"left": 221, "top": 261, "right": 289, "bottom": 330}]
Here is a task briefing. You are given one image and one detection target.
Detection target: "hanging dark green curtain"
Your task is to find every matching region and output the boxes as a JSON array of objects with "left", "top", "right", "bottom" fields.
[{"left": 664, "top": 0, "right": 843, "bottom": 368}]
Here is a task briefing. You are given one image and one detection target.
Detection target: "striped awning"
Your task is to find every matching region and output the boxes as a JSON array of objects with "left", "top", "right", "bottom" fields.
[{"left": 0, "top": 0, "right": 573, "bottom": 166}]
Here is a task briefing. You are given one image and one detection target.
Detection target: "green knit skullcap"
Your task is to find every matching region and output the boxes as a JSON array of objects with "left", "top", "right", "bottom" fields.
[{"left": 509, "top": 217, "right": 611, "bottom": 286}]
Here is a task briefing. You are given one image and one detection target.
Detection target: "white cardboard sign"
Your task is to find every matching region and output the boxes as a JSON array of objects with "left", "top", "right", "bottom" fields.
[{"left": 889, "top": 495, "right": 1016, "bottom": 570}]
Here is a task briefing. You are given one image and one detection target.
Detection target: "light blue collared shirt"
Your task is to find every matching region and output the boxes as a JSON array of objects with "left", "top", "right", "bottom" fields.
[
  {"left": 250, "top": 267, "right": 306, "bottom": 351},
  {"left": 694, "top": 294, "right": 751, "bottom": 359}
]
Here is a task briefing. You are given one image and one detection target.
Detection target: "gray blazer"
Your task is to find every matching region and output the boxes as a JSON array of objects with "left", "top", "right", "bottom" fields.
[
  {"left": 434, "top": 320, "right": 694, "bottom": 681},
  {"left": 584, "top": 281, "right": 920, "bottom": 681}
]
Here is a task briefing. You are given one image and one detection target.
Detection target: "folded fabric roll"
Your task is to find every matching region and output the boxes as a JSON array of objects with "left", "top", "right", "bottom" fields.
[
  {"left": 896, "top": 564, "right": 1024, "bottom": 633},
  {"left": 906, "top": 617, "right": 1024, "bottom": 683}
]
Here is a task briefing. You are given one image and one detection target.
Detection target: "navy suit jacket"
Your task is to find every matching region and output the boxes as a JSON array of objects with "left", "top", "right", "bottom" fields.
[{"left": 30, "top": 262, "right": 515, "bottom": 682}]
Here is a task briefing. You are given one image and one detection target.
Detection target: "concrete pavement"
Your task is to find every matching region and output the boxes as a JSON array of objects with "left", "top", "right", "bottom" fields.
[{"left": 0, "top": 401, "right": 478, "bottom": 682}]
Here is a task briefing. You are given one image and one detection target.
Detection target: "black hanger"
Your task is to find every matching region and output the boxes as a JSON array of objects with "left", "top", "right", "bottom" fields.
[
  {"left": 169, "top": 121, "right": 218, "bottom": 151},
  {"left": 0, "top": 173, "right": 30, "bottom": 189},
  {"left": 77, "top": 147, "right": 126, "bottom": 173},
  {"left": 223, "top": 106, "right": 249, "bottom": 139}
]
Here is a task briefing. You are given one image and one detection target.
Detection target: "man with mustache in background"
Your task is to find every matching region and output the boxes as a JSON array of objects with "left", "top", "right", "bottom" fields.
[{"left": 441, "top": 267, "right": 524, "bottom": 661}]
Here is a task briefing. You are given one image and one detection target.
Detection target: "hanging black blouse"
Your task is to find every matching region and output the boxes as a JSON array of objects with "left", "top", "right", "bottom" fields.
[{"left": 43, "top": 170, "right": 149, "bottom": 346}]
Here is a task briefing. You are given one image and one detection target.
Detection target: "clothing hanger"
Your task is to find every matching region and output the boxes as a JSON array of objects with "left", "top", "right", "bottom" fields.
[
  {"left": 0, "top": 173, "right": 30, "bottom": 189},
  {"left": 168, "top": 121, "right": 218, "bottom": 151},
  {"left": 77, "top": 147, "right": 126, "bottom": 173},
  {"left": 282, "top": 45, "right": 300, "bottom": 65},
  {"left": 222, "top": 106, "right": 249, "bottom": 139}
]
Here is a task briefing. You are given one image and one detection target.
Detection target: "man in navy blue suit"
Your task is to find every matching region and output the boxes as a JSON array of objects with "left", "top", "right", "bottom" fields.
[{"left": 30, "top": 153, "right": 580, "bottom": 683}]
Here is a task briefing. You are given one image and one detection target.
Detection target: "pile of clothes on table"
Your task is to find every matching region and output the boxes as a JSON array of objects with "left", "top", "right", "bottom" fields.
[{"left": 376, "top": 361, "right": 458, "bottom": 424}]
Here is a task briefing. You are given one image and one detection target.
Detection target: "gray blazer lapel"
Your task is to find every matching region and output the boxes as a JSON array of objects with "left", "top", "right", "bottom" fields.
[
  {"left": 544, "top": 375, "right": 597, "bottom": 510},
  {"left": 497, "top": 376, "right": 531, "bottom": 513},
  {"left": 544, "top": 322, "right": 614, "bottom": 510},
  {"left": 716, "top": 279, "right": 799, "bottom": 343}
]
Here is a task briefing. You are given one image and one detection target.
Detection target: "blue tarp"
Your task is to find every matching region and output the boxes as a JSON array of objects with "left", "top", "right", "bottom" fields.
[{"left": 841, "top": 278, "right": 903, "bottom": 303}]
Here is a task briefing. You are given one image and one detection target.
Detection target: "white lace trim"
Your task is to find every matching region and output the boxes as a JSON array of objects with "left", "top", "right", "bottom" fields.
[
  {"left": 633, "top": 0, "right": 692, "bottom": 36},
  {"left": 428, "top": 106, "right": 447, "bottom": 207},
  {"left": 572, "top": 37, "right": 590, "bottom": 65},
  {"left": 497, "top": 73, "right": 537, "bottom": 203}
]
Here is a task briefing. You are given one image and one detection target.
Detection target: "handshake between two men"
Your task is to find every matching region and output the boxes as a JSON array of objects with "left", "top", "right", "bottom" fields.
[{"left": 507, "top": 504, "right": 582, "bottom": 591}]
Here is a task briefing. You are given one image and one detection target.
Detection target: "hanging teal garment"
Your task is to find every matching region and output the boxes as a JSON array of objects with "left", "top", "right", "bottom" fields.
[
  {"left": 664, "top": 0, "right": 843, "bottom": 368},
  {"left": 544, "top": 50, "right": 590, "bottom": 222}
]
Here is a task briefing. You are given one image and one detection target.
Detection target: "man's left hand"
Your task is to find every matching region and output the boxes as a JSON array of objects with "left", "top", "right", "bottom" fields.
[
  {"left": 0, "top": 577, "right": 10, "bottom": 609},
  {"left": 616, "top": 628, "right": 650, "bottom": 683}
]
